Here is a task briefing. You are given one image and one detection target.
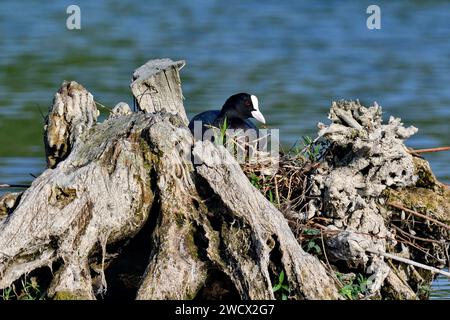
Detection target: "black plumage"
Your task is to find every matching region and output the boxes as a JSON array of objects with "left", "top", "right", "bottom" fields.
[{"left": 188, "top": 93, "right": 265, "bottom": 137}]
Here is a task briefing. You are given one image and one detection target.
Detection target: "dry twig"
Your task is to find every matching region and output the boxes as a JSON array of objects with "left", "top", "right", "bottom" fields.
[
  {"left": 388, "top": 202, "right": 450, "bottom": 231},
  {"left": 409, "top": 146, "right": 450, "bottom": 154}
]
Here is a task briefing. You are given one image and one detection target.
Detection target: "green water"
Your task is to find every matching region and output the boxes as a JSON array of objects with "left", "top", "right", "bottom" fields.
[{"left": 0, "top": 1, "right": 448, "bottom": 299}]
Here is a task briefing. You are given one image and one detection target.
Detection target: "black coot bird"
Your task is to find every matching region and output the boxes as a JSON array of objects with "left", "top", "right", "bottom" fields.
[{"left": 188, "top": 93, "right": 265, "bottom": 139}]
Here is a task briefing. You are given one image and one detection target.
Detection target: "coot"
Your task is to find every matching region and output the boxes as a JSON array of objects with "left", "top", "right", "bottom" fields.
[{"left": 188, "top": 93, "right": 265, "bottom": 138}]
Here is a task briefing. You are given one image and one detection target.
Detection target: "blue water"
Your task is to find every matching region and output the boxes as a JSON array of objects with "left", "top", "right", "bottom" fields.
[{"left": 0, "top": 0, "right": 448, "bottom": 299}]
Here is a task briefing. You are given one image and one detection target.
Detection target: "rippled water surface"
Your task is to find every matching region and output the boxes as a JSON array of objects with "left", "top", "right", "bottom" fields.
[{"left": 0, "top": 0, "right": 448, "bottom": 299}]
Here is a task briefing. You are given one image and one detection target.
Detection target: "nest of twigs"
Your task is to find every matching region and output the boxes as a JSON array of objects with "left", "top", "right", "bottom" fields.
[{"left": 240, "top": 137, "right": 329, "bottom": 246}]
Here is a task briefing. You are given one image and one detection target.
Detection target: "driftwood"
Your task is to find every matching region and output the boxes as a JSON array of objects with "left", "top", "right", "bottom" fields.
[
  {"left": 307, "top": 100, "right": 449, "bottom": 298},
  {"left": 366, "top": 249, "right": 450, "bottom": 278},
  {"left": 0, "top": 58, "right": 448, "bottom": 300}
]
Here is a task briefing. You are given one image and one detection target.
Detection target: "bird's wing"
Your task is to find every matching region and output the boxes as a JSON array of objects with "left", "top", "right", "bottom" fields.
[{"left": 188, "top": 110, "right": 220, "bottom": 131}]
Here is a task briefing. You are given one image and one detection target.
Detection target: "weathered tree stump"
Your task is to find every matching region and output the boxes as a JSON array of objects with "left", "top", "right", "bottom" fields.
[
  {"left": 0, "top": 59, "right": 339, "bottom": 300},
  {"left": 0, "top": 59, "right": 448, "bottom": 300},
  {"left": 131, "top": 58, "right": 187, "bottom": 123}
]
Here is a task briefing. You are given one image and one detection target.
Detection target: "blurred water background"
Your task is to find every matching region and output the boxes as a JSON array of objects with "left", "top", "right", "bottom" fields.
[{"left": 0, "top": 0, "right": 448, "bottom": 299}]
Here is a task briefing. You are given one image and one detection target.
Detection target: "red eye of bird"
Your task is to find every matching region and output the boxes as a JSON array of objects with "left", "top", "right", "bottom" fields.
[{"left": 245, "top": 100, "right": 251, "bottom": 107}]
